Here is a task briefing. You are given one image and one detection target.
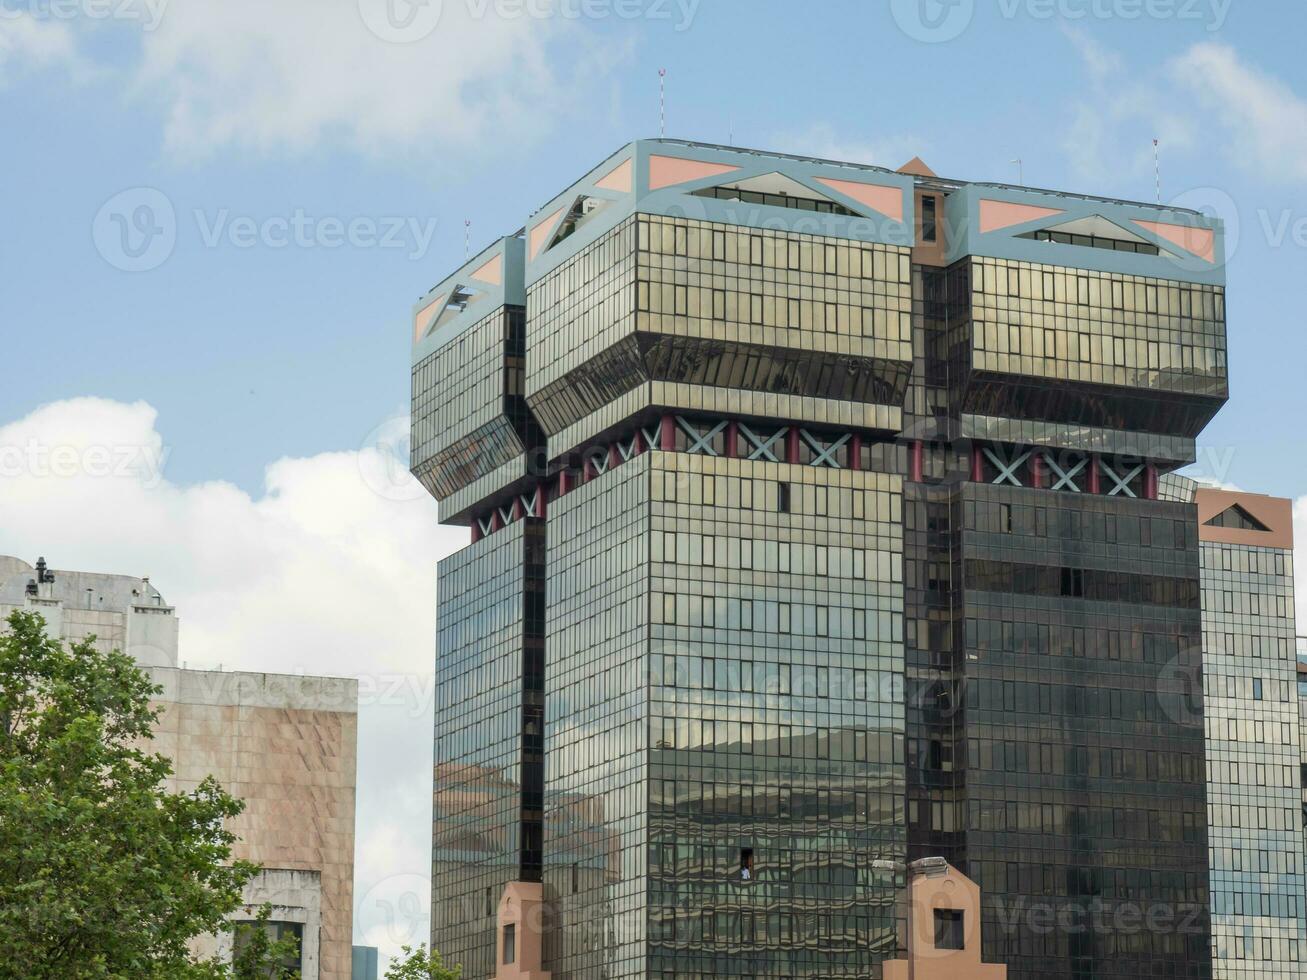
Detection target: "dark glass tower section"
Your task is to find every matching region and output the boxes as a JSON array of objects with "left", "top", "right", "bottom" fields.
[
  {"left": 412, "top": 237, "right": 549, "bottom": 978},
  {"left": 903, "top": 182, "right": 1227, "bottom": 980}
]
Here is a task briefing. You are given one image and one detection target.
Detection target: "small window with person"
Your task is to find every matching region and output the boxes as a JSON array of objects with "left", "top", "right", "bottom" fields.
[{"left": 739, "top": 848, "right": 755, "bottom": 882}]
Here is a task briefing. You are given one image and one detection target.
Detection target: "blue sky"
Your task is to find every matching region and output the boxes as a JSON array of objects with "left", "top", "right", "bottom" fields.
[
  {"left": 4, "top": 0, "right": 1305, "bottom": 496},
  {"left": 3, "top": 0, "right": 1306, "bottom": 962}
]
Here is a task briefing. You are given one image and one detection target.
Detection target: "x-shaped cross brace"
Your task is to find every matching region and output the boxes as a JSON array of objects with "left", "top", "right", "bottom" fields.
[
  {"left": 676, "top": 417, "right": 726, "bottom": 456},
  {"left": 799, "top": 429, "right": 849, "bottom": 469},
  {"left": 739, "top": 423, "right": 786, "bottom": 462},
  {"left": 983, "top": 447, "right": 1031, "bottom": 487},
  {"left": 1044, "top": 454, "right": 1087, "bottom": 492},
  {"left": 640, "top": 425, "right": 662, "bottom": 452},
  {"left": 1100, "top": 459, "right": 1144, "bottom": 497},
  {"left": 617, "top": 434, "right": 641, "bottom": 461}
]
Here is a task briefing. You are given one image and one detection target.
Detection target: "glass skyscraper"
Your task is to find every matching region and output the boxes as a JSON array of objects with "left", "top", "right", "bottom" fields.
[{"left": 409, "top": 140, "right": 1286, "bottom": 979}]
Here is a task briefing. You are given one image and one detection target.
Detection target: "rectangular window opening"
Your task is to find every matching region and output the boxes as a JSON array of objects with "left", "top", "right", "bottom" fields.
[{"left": 934, "top": 908, "right": 965, "bottom": 951}]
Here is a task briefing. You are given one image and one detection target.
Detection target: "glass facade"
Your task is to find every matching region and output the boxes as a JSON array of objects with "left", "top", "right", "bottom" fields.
[
  {"left": 526, "top": 214, "right": 913, "bottom": 440},
  {"left": 543, "top": 451, "right": 907, "bottom": 979},
  {"left": 432, "top": 519, "right": 545, "bottom": 979},
  {"left": 955, "top": 257, "right": 1227, "bottom": 436},
  {"left": 412, "top": 305, "right": 539, "bottom": 502},
  {"left": 957, "top": 488, "right": 1212, "bottom": 978},
  {"left": 1199, "top": 539, "right": 1305, "bottom": 975},
  {"left": 414, "top": 141, "right": 1256, "bottom": 980},
  {"left": 906, "top": 247, "right": 1226, "bottom": 979}
]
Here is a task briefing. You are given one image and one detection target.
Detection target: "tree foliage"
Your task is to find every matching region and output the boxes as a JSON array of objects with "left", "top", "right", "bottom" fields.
[
  {"left": 0, "top": 610, "right": 284, "bottom": 978},
  {"left": 383, "top": 944, "right": 462, "bottom": 980},
  {"left": 230, "top": 906, "right": 303, "bottom": 979}
]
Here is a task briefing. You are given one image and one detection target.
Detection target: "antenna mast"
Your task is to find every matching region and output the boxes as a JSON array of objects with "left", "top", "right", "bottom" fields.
[
  {"left": 1153, "top": 138, "right": 1161, "bottom": 204},
  {"left": 659, "top": 69, "right": 667, "bottom": 138}
]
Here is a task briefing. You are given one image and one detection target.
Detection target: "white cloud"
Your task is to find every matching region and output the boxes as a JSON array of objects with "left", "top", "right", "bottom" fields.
[
  {"left": 1059, "top": 34, "right": 1307, "bottom": 191},
  {"left": 125, "top": 0, "right": 622, "bottom": 160},
  {"left": 5, "top": 0, "right": 629, "bottom": 159},
  {"left": 0, "top": 13, "right": 79, "bottom": 76},
  {"left": 1170, "top": 42, "right": 1307, "bottom": 184},
  {"left": 0, "top": 397, "right": 462, "bottom": 966},
  {"left": 1060, "top": 27, "right": 1196, "bottom": 190}
]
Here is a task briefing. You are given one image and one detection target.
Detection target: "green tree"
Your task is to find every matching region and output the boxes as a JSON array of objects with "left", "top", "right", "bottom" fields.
[
  {"left": 0, "top": 609, "right": 290, "bottom": 978},
  {"left": 383, "top": 944, "right": 462, "bottom": 980},
  {"left": 230, "top": 906, "right": 303, "bottom": 979}
]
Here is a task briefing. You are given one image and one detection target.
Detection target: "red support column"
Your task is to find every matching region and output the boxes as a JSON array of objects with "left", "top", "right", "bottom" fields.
[
  {"left": 470, "top": 522, "right": 482, "bottom": 544},
  {"left": 634, "top": 430, "right": 646, "bottom": 456},
  {"left": 849, "top": 433, "right": 862, "bottom": 471},
  {"left": 1088, "top": 455, "right": 1101, "bottom": 495},
  {"left": 785, "top": 427, "right": 801, "bottom": 464},
  {"left": 971, "top": 445, "right": 984, "bottom": 483},
  {"left": 1030, "top": 451, "right": 1044, "bottom": 490},
  {"left": 725, "top": 421, "right": 739, "bottom": 459},
  {"left": 910, "top": 439, "right": 924, "bottom": 483},
  {"left": 609, "top": 442, "right": 621, "bottom": 470},
  {"left": 1145, "top": 462, "right": 1159, "bottom": 500},
  {"left": 490, "top": 510, "right": 503, "bottom": 532},
  {"left": 536, "top": 487, "right": 547, "bottom": 519},
  {"left": 512, "top": 496, "right": 524, "bottom": 521},
  {"left": 582, "top": 459, "right": 593, "bottom": 483},
  {"left": 659, "top": 414, "right": 675, "bottom": 451},
  {"left": 558, "top": 470, "right": 571, "bottom": 497}
]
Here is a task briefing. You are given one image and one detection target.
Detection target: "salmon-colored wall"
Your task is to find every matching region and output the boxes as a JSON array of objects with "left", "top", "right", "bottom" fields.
[
  {"left": 495, "top": 882, "right": 551, "bottom": 980},
  {"left": 1195, "top": 488, "right": 1294, "bottom": 550},
  {"left": 883, "top": 864, "right": 1006, "bottom": 980}
]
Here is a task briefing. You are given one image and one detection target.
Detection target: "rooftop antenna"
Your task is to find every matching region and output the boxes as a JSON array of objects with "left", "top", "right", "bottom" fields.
[
  {"left": 1010, "top": 158, "right": 1024, "bottom": 185},
  {"left": 464, "top": 219, "right": 471, "bottom": 259},
  {"left": 1153, "top": 138, "right": 1161, "bottom": 204},
  {"left": 658, "top": 68, "right": 667, "bottom": 138}
]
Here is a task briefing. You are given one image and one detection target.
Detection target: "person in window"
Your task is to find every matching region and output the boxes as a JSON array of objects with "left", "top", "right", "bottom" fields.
[{"left": 740, "top": 849, "right": 755, "bottom": 882}]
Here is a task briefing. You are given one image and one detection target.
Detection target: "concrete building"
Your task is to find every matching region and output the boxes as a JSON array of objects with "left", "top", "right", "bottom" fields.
[
  {"left": 0, "top": 556, "right": 359, "bottom": 979},
  {"left": 411, "top": 139, "right": 1250, "bottom": 979}
]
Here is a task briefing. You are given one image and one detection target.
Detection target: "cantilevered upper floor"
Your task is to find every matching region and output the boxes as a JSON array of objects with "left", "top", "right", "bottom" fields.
[
  {"left": 408, "top": 139, "right": 1228, "bottom": 526},
  {"left": 410, "top": 236, "right": 545, "bottom": 521}
]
